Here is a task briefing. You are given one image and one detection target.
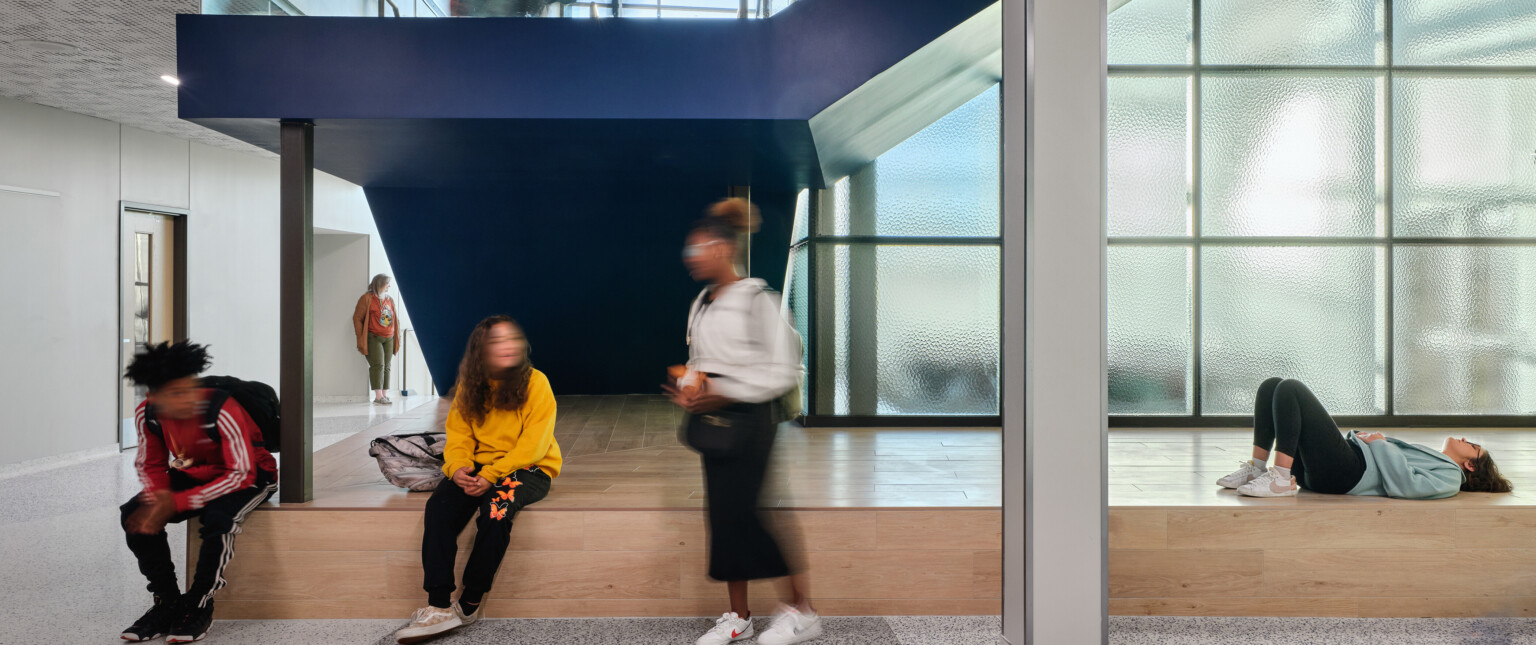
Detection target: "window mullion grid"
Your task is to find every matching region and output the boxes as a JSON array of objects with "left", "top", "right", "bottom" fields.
[{"left": 1190, "top": 0, "right": 1204, "bottom": 418}]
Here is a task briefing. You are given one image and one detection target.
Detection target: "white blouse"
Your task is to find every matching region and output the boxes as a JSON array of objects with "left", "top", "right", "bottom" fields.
[{"left": 686, "top": 278, "right": 804, "bottom": 404}]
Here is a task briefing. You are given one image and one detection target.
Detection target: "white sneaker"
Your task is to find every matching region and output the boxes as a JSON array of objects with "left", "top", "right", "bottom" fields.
[
  {"left": 696, "top": 612, "right": 754, "bottom": 645},
  {"left": 1217, "top": 460, "right": 1268, "bottom": 489},
  {"left": 757, "top": 605, "right": 824, "bottom": 645},
  {"left": 454, "top": 601, "right": 482, "bottom": 626},
  {"left": 1236, "top": 468, "right": 1298, "bottom": 498},
  {"left": 395, "top": 606, "right": 462, "bottom": 644}
]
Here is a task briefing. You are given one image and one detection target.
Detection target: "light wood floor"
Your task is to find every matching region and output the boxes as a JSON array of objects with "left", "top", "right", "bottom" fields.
[
  {"left": 299, "top": 396, "right": 1536, "bottom": 511},
  {"left": 293, "top": 395, "right": 1003, "bottom": 510}
]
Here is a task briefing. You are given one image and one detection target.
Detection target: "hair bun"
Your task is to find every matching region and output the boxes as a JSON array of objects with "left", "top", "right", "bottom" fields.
[{"left": 708, "top": 198, "right": 761, "bottom": 233}]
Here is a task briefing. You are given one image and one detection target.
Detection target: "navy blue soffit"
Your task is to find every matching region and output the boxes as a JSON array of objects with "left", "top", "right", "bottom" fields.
[{"left": 175, "top": 0, "right": 994, "bottom": 189}]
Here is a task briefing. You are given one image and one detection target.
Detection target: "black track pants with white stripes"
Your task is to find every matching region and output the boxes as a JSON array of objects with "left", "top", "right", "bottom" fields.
[{"left": 120, "top": 470, "right": 277, "bottom": 607}]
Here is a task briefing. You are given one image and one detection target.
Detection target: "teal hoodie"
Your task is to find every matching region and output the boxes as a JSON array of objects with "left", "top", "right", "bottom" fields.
[{"left": 1346, "top": 433, "right": 1464, "bottom": 500}]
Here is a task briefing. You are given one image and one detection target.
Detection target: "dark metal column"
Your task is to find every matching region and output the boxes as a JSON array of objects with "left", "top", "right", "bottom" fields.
[{"left": 279, "top": 120, "right": 314, "bottom": 504}]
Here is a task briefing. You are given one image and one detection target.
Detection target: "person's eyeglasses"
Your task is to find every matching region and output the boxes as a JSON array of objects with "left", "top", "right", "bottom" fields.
[{"left": 682, "top": 240, "right": 721, "bottom": 259}]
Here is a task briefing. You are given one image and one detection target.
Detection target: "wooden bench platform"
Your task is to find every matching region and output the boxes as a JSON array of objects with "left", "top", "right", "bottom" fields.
[
  {"left": 197, "top": 398, "right": 1536, "bottom": 619},
  {"left": 196, "top": 396, "right": 1003, "bottom": 619},
  {"left": 1107, "top": 428, "right": 1536, "bottom": 618}
]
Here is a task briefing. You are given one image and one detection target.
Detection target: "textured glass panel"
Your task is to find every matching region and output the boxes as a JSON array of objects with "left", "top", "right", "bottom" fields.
[
  {"left": 1201, "top": 246, "right": 1385, "bottom": 415},
  {"left": 830, "top": 86, "right": 1000, "bottom": 237},
  {"left": 1395, "top": 0, "right": 1536, "bottom": 66},
  {"left": 1203, "top": 0, "right": 1381, "bottom": 66},
  {"left": 823, "top": 178, "right": 850, "bottom": 237},
  {"left": 1202, "top": 75, "right": 1383, "bottom": 237},
  {"left": 1108, "top": 246, "right": 1192, "bottom": 414},
  {"left": 1393, "top": 77, "right": 1536, "bottom": 237},
  {"left": 1108, "top": 76, "right": 1191, "bottom": 237},
  {"left": 1395, "top": 247, "right": 1536, "bottom": 414},
  {"left": 824, "top": 245, "right": 999, "bottom": 415},
  {"left": 135, "top": 233, "right": 151, "bottom": 282},
  {"left": 784, "top": 246, "right": 810, "bottom": 373},
  {"left": 1108, "top": 0, "right": 1191, "bottom": 65},
  {"left": 792, "top": 189, "right": 809, "bottom": 243}
]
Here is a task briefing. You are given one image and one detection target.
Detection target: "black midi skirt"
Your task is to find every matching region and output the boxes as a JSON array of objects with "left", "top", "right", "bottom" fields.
[{"left": 699, "top": 402, "right": 794, "bottom": 582}]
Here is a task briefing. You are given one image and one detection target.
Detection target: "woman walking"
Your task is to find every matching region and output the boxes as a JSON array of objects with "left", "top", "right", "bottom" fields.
[
  {"left": 395, "top": 315, "right": 559, "bottom": 643},
  {"left": 667, "top": 198, "right": 820, "bottom": 645},
  {"left": 354, "top": 274, "right": 402, "bottom": 404},
  {"left": 1218, "top": 378, "right": 1512, "bottom": 499}
]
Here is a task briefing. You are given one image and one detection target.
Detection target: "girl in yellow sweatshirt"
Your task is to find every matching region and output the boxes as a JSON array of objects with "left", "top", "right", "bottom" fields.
[{"left": 396, "top": 315, "right": 560, "bottom": 644}]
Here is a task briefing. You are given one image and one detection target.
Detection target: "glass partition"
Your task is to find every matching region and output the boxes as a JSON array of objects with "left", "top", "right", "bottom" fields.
[
  {"left": 1108, "top": 0, "right": 1536, "bottom": 420},
  {"left": 788, "top": 85, "right": 1002, "bottom": 419}
]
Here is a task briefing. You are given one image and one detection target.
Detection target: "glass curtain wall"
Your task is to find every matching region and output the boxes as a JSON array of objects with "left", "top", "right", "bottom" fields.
[
  {"left": 787, "top": 85, "right": 1001, "bottom": 419},
  {"left": 1108, "top": 0, "right": 1536, "bottom": 421}
]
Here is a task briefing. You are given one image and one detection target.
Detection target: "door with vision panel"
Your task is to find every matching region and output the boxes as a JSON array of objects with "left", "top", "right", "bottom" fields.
[{"left": 119, "top": 211, "right": 181, "bottom": 448}]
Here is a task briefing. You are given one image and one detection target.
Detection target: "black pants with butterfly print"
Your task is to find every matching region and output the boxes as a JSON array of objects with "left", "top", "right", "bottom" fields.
[{"left": 420, "top": 464, "right": 551, "bottom": 608}]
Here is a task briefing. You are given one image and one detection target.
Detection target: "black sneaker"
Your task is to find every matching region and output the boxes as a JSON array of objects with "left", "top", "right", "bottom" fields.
[
  {"left": 121, "top": 593, "right": 181, "bottom": 642},
  {"left": 166, "top": 599, "right": 214, "bottom": 644}
]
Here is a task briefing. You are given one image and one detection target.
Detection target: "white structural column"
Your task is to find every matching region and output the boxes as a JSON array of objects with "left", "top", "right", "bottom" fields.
[{"left": 1001, "top": 0, "right": 1107, "bottom": 642}]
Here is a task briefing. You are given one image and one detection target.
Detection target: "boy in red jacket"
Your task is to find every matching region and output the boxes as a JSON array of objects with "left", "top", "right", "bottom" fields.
[{"left": 119, "top": 341, "right": 278, "bottom": 644}]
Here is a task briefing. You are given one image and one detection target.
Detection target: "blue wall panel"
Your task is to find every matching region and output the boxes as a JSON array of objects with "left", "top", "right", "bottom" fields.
[{"left": 368, "top": 182, "right": 794, "bottom": 394}]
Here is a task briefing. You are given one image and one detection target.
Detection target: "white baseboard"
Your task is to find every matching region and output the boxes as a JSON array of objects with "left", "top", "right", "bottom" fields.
[
  {"left": 0, "top": 442, "right": 122, "bottom": 480},
  {"left": 314, "top": 395, "right": 371, "bottom": 403}
]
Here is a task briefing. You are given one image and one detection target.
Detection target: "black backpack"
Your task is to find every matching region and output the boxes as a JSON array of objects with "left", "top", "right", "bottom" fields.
[{"left": 143, "top": 376, "right": 283, "bottom": 454}]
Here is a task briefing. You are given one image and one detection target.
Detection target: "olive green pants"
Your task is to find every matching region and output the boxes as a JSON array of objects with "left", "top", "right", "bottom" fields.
[{"left": 367, "top": 333, "right": 395, "bottom": 390}]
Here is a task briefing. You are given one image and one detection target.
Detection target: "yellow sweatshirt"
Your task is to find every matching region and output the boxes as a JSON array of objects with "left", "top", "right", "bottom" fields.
[{"left": 441, "top": 369, "right": 562, "bottom": 482}]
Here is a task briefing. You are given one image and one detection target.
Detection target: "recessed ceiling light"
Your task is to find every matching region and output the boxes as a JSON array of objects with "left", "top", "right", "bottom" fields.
[
  {"left": 13, "top": 39, "right": 79, "bottom": 54},
  {"left": 161, "top": 75, "right": 181, "bottom": 86}
]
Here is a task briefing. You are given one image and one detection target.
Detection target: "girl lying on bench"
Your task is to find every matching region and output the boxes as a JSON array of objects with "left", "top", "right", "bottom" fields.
[{"left": 1218, "top": 378, "right": 1512, "bottom": 499}]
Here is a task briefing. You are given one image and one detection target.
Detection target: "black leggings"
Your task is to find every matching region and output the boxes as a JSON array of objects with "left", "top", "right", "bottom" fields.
[{"left": 1252, "top": 378, "right": 1366, "bottom": 494}]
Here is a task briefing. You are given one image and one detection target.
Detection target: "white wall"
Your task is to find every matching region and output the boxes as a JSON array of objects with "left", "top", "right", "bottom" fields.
[
  {"left": 0, "top": 95, "right": 431, "bottom": 468},
  {"left": 0, "top": 98, "right": 123, "bottom": 466},
  {"left": 314, "top": 232, "right": 371, "bottom": 398}
]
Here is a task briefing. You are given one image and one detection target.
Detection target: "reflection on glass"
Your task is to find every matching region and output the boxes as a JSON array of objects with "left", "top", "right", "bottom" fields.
[
  {"left": 822, "top": 245, "right": 999, "bottom": 416},
  {"left": 1395, "top": 0, "right": 1536, "bottom": 66},
  {"left": 134, "top": 315, "right": 150, "bottom": 346},
  {"left": 1203, "top": 0, "right": 1381, "bottom": 66},
  {"left": 1202, "top": 74, "right": 1382, "bottom": 237},
  {"left": 1393, "top": 76, "right": 1536, "bottom": 237},
  {"left": 1108, "top": 0, "right": 1190, "bottom": 65},
  {"left": 784, "top": 246, "right": 809, "bottom": 374},
  {"left": 1395, "top": 246, "right": 1536, "bottom": 414},
  {"left": 135, "top": 285, "right": 151, "bottom": 320},
  {"left": 1201, "top": 246, "right": 1385, "bottom": 415},
  {"left": 1108, "top": 246, "right": 1192, "bottom": 414},
  {"left": 136, "top": 233, "right": 151, "bottom": 283},
  {"left": 826, "top": 85, "right": 1000, "bottom": 237},
  {"left": 1108, "top": 76, "right": 1191, "bottom": 237},
  {"left": 791, "top": 189, "right": 809, "bottom": 243}
]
